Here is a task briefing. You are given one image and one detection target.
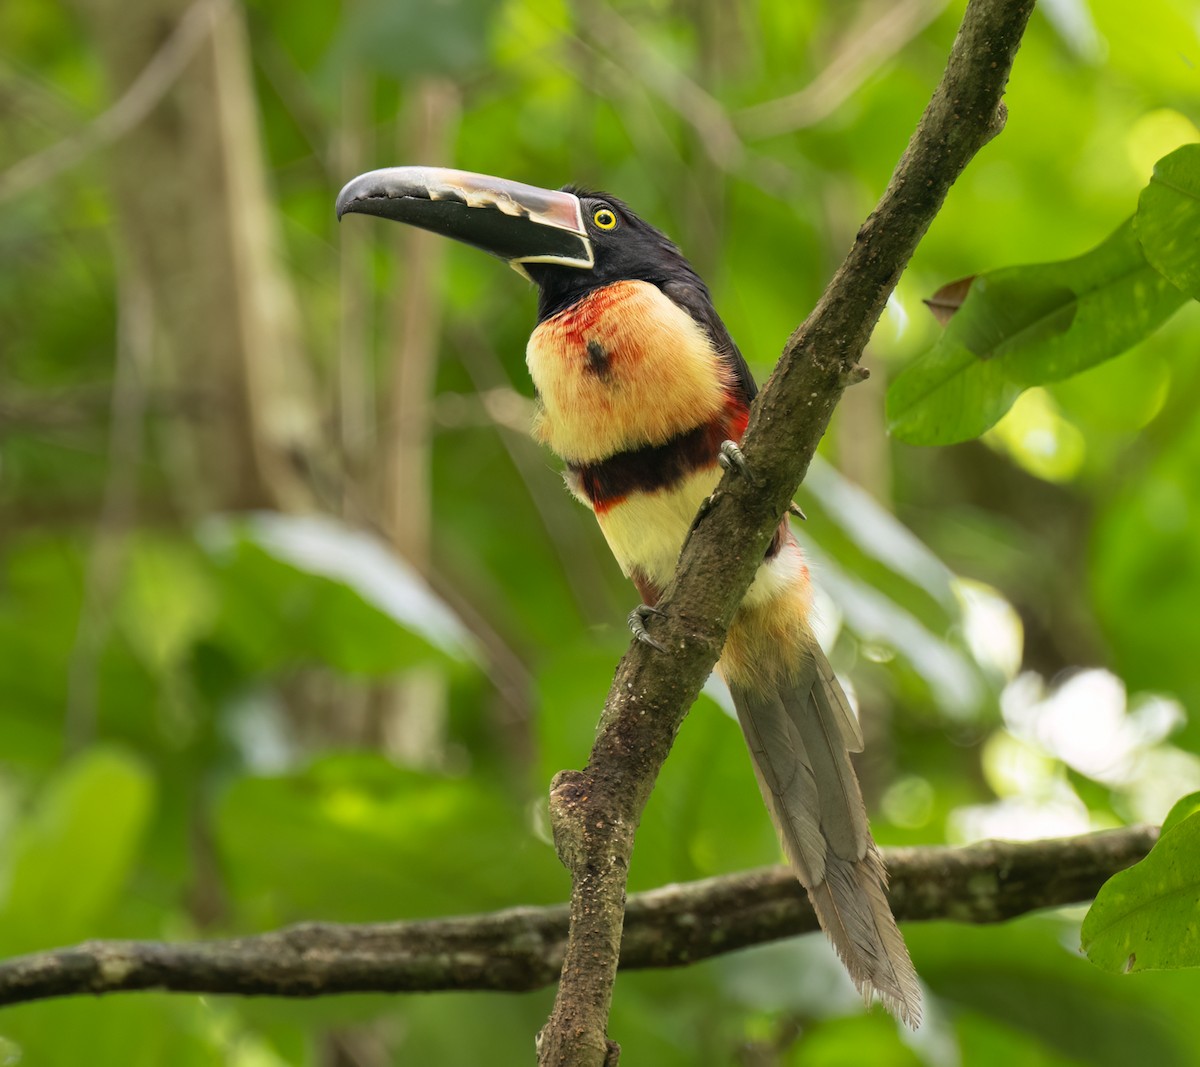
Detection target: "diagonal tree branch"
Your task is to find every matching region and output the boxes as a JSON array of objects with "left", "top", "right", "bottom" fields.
[
  {"left": 0, "top": 828, "right": 1155, "bottom": 1008},
  {"left": 536, "top": 2, "right": 1036, "bottom": 1064}
]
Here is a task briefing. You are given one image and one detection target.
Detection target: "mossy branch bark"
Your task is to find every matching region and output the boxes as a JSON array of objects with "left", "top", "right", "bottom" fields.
[{"left": 0, "top": 828, "right": 1153, "bottom": 1008}]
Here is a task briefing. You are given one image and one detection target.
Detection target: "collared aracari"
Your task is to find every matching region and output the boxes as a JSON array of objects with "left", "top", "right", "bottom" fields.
[{"left": 336, "top": 166, "right": 921, "bottom": 1026}]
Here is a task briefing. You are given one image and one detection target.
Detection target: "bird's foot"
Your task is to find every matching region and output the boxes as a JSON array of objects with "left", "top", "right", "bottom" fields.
[
  {"left": 717, "top": 439, "right": 747, "bottom": 475},
  {"left": 628, "top": 604, "right": 667, "bottom": 652}
]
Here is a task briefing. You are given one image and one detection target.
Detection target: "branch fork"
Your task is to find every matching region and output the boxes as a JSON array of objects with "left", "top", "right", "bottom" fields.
[
  {"left": 0, "top": 827, "right": 1156, "bottom": 1009},
  {"left": 536, "top": 3, "right": 1035, "bottom": 1063}
]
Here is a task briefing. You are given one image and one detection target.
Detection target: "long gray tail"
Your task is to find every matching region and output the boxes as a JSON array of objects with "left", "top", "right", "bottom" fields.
[{"left": 728, "top": 644, "right": 922, "bottom": 1027}]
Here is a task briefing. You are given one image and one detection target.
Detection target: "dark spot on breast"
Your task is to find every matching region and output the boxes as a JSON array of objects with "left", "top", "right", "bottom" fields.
[{"left": 585, "top": 339, "right": 611, "bottom": 378}]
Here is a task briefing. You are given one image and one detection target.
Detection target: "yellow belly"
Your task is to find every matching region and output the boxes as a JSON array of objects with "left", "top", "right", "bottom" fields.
[{"left": 595, "top": 465, "right": 720, "bottom": 585}]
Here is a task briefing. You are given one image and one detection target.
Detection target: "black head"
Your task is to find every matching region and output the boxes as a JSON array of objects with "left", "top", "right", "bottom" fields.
[{"left": 526, "top": 187, "right": 703, "bottom": 321}]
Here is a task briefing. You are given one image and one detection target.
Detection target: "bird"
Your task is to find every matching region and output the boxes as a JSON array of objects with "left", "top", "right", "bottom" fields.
[{"left": 336, "top": 166, "right": 922, "bottom": 1027}]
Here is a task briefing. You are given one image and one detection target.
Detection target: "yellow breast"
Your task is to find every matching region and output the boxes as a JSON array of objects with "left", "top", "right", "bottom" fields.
[{"left": 525, "top": 280, "right": 732, "bottom": 465}]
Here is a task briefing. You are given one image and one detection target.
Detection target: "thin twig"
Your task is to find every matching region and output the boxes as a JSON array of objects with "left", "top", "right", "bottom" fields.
[
  {"left": 0, "top": 827, "right": 1155, "bottom": 1008},
  {"left": 563, "top": 4, "right": 797, "bottom": 201},
  {"left": 384, "top": 79, "right": 460, "bottom": 562},
  {"left": 737, "top": 0, "right": 952, "bottom": 138},
  {"left": 336, "top": 63, "right": 375, "bottom": 520},
  {"left": 64, "top": 261, "right": 154, "bottom": 752},
  {"left": 574, "top": 2, "right": 744, "bottom": 170},
  {"left": 535, "top": 2, "right": 1035, "bottom": 1064},
  {"left": 379, "top": 79, "right": 462, "bottom": 765},
  {"left": 0, "top": 0, "right": 231, "bottom": 204},
  {"left": 0, "top": 388, "right": 214, "bottom": 430}
]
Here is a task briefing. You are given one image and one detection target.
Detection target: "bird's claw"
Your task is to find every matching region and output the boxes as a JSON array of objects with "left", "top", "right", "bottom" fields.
[
  {"left": 628, "top": 604, "right": 668, "bottom": 652},
  {"left": 717, "top": 439, "right": 747, "bottom": 475}
]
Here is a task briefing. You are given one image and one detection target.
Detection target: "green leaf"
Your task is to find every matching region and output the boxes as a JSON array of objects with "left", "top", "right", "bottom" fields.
[
  {"left": 799, "top": 540, "right": 988, "bottom": 717},
  {"left": 1135, "top": 143, "right": 1200, "bottom": 298},
  {"left": 954, "top": 1009, "right": 1086, "bottom": 1067},
  {"left": 215, "top": 753, "right": 563, "bottom": 927},
  {"left": 1161, "top": 791, "right": 1200, "bottom": 835},
  {"left": 1091, "top": 414, "right": 1200, "bottom": 745},
  {"left": 0, "top": 748, "right": 154, "bottom": 955},
  {"left": 886, "top": 325, "right": 1023, "bottom": 445},
  {"left": 1081, "top": 813, "right": 1200, "bottom": 973},
  {"left": 912, "top": 917, "right": 1200, "bottom": 1066},
  {"left": 791, "top": 1014, "right": 925, "bottom": 1066},
  {"left": 0, "top": 996, "right": 224, "bottom": 1067},
  {"left": 200, "top": 515, "right": 476, "bottom": 677},
  {"left": 888, "top": 221, "right": 1189, "bottom": 444},
  {"left": 117, "top": 536, "right": 217, "bottom": 673}
]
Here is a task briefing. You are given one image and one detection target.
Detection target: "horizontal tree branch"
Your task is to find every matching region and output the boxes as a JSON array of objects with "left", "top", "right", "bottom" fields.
[{"left": 0, "top": 826, "right": 1155, "bottom": 1008}]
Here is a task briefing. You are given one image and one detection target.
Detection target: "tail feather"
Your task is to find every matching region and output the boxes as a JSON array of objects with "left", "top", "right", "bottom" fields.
[
  {"left": 811, "top": 651, "right": 863, "bottom": 752},
  {"left": 737, "top": 687, "right": 827, "bottom": 882},
  {"left": 729, "top": 644, "right": 922, "bottom": 1028},
  {"left": 812, "top": 849, "right": 922, "bottom": 1026},
  {"left": 783, "top": 673, "right": 867, "bottom": 860}
]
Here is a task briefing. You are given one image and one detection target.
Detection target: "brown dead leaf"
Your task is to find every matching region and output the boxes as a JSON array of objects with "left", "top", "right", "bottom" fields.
[{"left": 924, "top": 276, "right": 977, "bottom": 325}]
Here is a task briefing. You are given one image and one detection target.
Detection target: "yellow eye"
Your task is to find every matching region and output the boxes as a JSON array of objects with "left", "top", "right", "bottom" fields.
[{"left": 592, "top": 208, "right": 617, "bottom": 230}]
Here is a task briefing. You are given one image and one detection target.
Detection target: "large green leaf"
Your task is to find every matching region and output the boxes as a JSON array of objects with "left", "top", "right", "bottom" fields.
[
  {"left": 1081, "top": 812, "right": 1200, "bottom": 973},
  {"left": 953, "top": 1010, "right": 1085, "bottom": 1067},
  {"left": 911, "top": 917, "right": 1200, "bottom": 1066},
  {"left": 888, "top": 221, "right": 1189, "bottom": 444},
  {"left": 215, "top": 753, "right": 563, "bottom": 927},
  {"left": 200, "top": 515, "right": 476, "bottom": 677},
  {"left": 1135, "top": 143, "right": 1200, "bottom": 298},
  {"left": 1161, "top": 791, "right": 1200, "bottom": 835},
  {"left": 0, "top": 748, "right": 154, "bottom": 956},
  {"left": 1091, "top": 413, "right": 1200, "bottom": 738},
  {"left": 798, "top": 540, "right": 988, "bottom": 717},
  {"left": 0, "top": 996, "right": 224, "bottom": 1067},
  {"left": 117, "top": 537, "right": 217, "bottom": 674}
]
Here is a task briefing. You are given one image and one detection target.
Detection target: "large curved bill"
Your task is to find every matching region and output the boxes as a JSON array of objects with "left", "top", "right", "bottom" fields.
[{"left": 336, "top": 166, "right": 594, "bottom": 270}]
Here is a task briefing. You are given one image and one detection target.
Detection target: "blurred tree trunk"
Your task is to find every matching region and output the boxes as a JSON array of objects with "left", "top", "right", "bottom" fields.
[
  {"left": 70, "top": 0, "right": 330, "bottom": 932},
  {"left": 384, "top": 80, "right": 460, "bottom": 562},
  {"left": 336, "top": 64, "right": 376, "bottom": 523},
  {"left": 377, "top": 80, "right": 461, "bottom": 766},
  {"left": 72, "top": 0, "right": 323, "bottom": 513}
]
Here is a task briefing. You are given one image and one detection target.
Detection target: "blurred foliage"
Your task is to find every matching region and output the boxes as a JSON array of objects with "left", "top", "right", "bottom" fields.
[{"left": 1, "top": 0, "right": 1200, "bottom": 1063}]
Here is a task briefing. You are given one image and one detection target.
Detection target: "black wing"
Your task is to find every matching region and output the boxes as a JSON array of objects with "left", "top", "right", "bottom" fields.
[{"left": 662, "top": 278, "right": 758, "bottom": 405}]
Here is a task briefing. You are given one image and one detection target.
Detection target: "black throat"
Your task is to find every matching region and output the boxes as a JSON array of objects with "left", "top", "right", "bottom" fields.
[
  {"left": 527, "top": 259, "right": 709, "bottom": 324},
  {"left": 527, "top": 265, "right": 610, "bottom": 322}
]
